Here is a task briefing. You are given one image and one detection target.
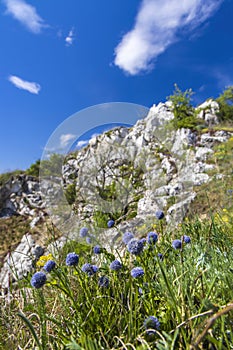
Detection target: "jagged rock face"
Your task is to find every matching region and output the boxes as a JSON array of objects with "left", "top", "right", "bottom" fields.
[
  {"left": 0, "top": 175, "right": 44, "bottom": 218},
  {"left": 62, "top": 100, "right": 233, "bottom": 232},
  {"left": 0, "top": 234, "right": 44, "bottom": 289},
  {"left": 197, "top": 99, "right": 219, "bottom": 125}
]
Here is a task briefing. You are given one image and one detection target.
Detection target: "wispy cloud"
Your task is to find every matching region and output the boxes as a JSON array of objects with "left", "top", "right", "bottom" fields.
[
  {"left": 76, "top": 133, "right": 100, "bottom": 149},
  {"left": 76, "top": 140, "right": 88, "bottom": 149},
  {"left": 8, "top": 75, "right": 41, "bottom": 94},
  {"left": 114, "top": 0, "right": 223, "bottom": 75},
  {"left": 212, "top": 70, "right": 233, "bottom": 90},
  {"left": 65, "top": 28, "right": 75, "bottom": 46},
  {"left": 3, "top": 0, "right": 45, "bottom": 33},
  {"left": 60, "top": 134, "right": 76, "bottom": 148}
]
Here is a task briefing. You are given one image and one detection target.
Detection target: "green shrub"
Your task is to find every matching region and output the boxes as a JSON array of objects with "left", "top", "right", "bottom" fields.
[
  {"left": 216, "top": 86, "right": 233, "bottom": 122},
  {"left": 0, "top": 169, "right": 24, "bottom": 187},
  {"left": 167, "top": 84, "right": 201, "bottom": 130},
  {"left": 64, "top": 183, "right": 76, "bottom": 205},
  {"left": 25, "top": 159, "right": 40, "bottom": 177}
]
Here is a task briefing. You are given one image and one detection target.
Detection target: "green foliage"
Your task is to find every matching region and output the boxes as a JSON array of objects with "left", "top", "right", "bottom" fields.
[
  {"left": 97, "top": 181, "right": 117, "bottom": 201},
  {"left": 0, "top": 169, "right": 24, "bottom": 187},
  {"left": 92, "top": 209, "right": 122, "bottom": 228},
  {"left": 25, "top": 159, "right": 41, "bottom": 177},
  {"left": 168, "top": 84, "right": 201, "bottom": 130},
  {"left": 64, "top": 183, "right": 77, "bottom": 205},
  {"left": 25, "top": 154, "right": 64, "bottom": 178},
  {"left": 2, "top": 216, "right": 233, "bottom": 349},
  {"left": 216, "top": 86, "right": 233, "bottom": 122},
  {"left": 39, "top": 153, "right": 64, "bottom": 177}
]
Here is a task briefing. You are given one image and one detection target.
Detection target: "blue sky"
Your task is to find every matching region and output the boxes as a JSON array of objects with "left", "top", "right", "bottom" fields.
[{"left": 0, "top": 0, "right": 233, "bottom": 173}]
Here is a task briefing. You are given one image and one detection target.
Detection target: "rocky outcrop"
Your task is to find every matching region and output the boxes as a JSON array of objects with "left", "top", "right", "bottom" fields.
[
  {"left": 0, "top": 175, "right": 45, "bottom": 218},
  {"left": 0, "top": 234, "right": 44, "bottom": 290}
]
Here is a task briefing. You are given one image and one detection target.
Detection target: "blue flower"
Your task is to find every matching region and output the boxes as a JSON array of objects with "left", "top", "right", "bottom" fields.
[
  {"left": 81, "top": 263, "right": 98, "bottom": 276},
  {"left": 86, "top": 236, "right": 93, "bottom": 244},
  {"left": 30, "top": 271, "right": 47, "bottom": 289},
  {"left": 155, "top": 210, "right": 164, "bottom": 220},
  {"left": 138, "top": 287, "right": 143, "bottom": 294},
  {"left": 80, "top": 227, "right": 88, "bottom": 237},
  {"left": 92, "top": 265, "right": 98, "bottom": 273},
  {"left": 127, "top": 238, "right": 144, "bottom": 255},
  {"left": 93, "top": 245, "right": 102, "bottom": 254},
  {"left": 98, "top": 275, "right": 109, "bottom": 288},
  {"left": 131, "top": 267, "right": 144, "bottom": 278},
  {"left": 147, "top": 232, "right": 158, "bottom": 245},
  {"left": 143, "top": 316, "right": 160, "bottom": 330},
  {"left": 122, "top": 232, "right": 134, "bottom": 244},
  {"left": 65, "top": 252, "right": 79, "bottom": 266},
  {"left": 182, "top": 235, "right": 191, "bottom": 244},
  {"left": 43, "top": 260, "right": 56, "bottom": 273},
  {"left": 107, "top": 219, "right": 115, "bottom": 228},
  {"left": 157, "top": 253, "right": 163, "bottom": 261},
  {"left": 140, "top": 238, "right": 147, "bottom": 245},
  {"left": 110, "top": 260, "right": 122, "bottom": 271},
  {"left": 172, "top": 239, "right": 182, "bottom": 250},
  {"left": 138, "top": 282, "right": 149, "bottom": 294}
]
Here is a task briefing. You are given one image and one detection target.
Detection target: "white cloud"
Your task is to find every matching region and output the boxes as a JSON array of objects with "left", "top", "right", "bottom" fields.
[
  {"left": 114, "top": 0, "right": 223, "bottom": 75},
  {"left": 76, "top": 133, "right": 100, "bottom": 149},
  {"left": 65, "top": 28, "right": 75, "bottom": 46},
  {"left": 76, "top": 140, "right": 88, "bottom": 149},
  {"left": 60, "top": 134, "right": 76, "bottom": 148},
  {"left": 3, "top": 0, "right": 45, "bottom": 33},
  {"left": 8, "top": 75, "right": 41, "bottom": 94}
]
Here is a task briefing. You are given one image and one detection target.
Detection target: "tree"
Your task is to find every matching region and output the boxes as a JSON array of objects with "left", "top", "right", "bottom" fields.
[
  {"left": 26, "top": 159, "right": 41, "bottom": 177},
  {"left": 167, "top": 84, "right": 199, "bottom": 130},
  {"left": 216, "top": 86, "right": 233, "bottom": 122}
]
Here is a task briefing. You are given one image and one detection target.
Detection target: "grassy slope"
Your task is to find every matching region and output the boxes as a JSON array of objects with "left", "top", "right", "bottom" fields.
[{"left": 0, "top": 126, "right": 233, "bottom": 349}]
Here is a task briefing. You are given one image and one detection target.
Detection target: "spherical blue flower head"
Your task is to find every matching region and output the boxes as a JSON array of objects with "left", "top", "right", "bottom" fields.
[
  {"left": 92, "top": 265, "right": 99, "bottom": 273},
  {"left": 182, "top": 235, "right": 191, "bottom": 244},
  {"left": 143, "top": 316, "right": 160, "bottom": 330},
  {"left": 138, "top": 287, "right": 143, "bottom": 295},
  {"left": 122, "top": 232, "right": 134, "bottom": 245},
  {"left": 86, "top": 236, "right": 92, "bottom": 244},
  {"left": 98, "top": 275, "right": 110, "bottom": 288},
  {"left": 43, "top": 260, "right": 56, "bottom": 273},
  {"left": 127, "top": 238, "right": 144, "bottom": 255},
  {"left": 80, "top": 227, "right": 88, "bottom": 237},
  {"left": 110, "top": 260, "right": 122, "bottom": 271},
  {"left": 66, "top": 252, "right": 79, "bottom": 266},
  {"left": 93, "top": 245, "right": 102, "bottom": 254},
  {"left": 172, "top": 239, "right": 182, "bottom": 250},
  {"left": 107, "top": 219, "right": 115, "bottom": 228},
  {"left": 147, "top": 232, "right": 158, "bottom": 245},
  {"left": 157, "top": 253, "right": 163, "bottom": 261},
  {"left": 30, "top": 271, "right": 47, "bottom": 289},
  {"left": 155, "top": 210, "right": 164, "bottom": 220},
  {"left": 140, "top": 238, "right": 147, "bottom": 245},
  {"left": 131, "top": 267, "right": 144, "bottom": 278},
  {"left": 81, "top": 263, "right": 98, "bottom": 276}
]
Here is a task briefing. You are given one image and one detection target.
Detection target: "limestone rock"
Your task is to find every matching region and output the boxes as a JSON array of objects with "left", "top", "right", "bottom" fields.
[{"left": 0, "top": 234, "right": 44, "bottom": 289}]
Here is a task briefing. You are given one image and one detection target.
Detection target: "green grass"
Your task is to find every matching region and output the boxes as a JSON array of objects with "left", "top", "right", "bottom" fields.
[
  {"left": 0, "top": 215, "right": 232, "bottom": 349},
  {"left": 188, "top": 134, "right": 233, "bottom": 220}
]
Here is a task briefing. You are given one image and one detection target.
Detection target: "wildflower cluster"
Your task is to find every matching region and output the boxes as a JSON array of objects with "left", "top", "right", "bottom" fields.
[
  {"left": 81, "top": 263, "right": 98, "bottom": 276},
  {"left": 28, "top": 218, "right": 200, "bottom": 348},
  {"left": 172, "top": 235, "right": 191, "bottom": 250}
]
